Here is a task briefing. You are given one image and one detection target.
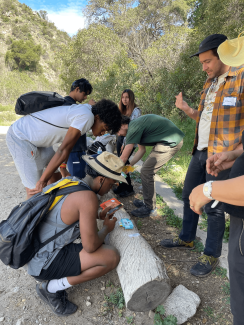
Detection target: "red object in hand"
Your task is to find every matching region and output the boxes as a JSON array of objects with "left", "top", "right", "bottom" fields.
[{"left": 100, "top": 198, "right": 122, "bottom": 210}]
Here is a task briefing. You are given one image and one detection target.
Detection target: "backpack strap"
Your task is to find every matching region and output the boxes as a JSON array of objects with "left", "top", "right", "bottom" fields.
[
  {"left": 39, "top": 221, "right": 78, "bottom": 250},
  {"left": 29, "top": 114, "right": 69, "bottom": 129},
  {"left": 55, "top": 183, "right": 91, "bottom": 196},
  {"left": 39, "top": 183, "right": 91, "bottom": 249}
]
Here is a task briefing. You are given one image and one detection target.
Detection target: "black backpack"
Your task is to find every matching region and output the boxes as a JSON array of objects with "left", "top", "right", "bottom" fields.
[
  {"left": 15, "top": 91, "right": 65, "bottom": 115},
  {"left": 87, "top": 141, "right": 106, "bottom": 155},
  {"left": 0, "top": 181, "right": 90, "bottom": 269}
]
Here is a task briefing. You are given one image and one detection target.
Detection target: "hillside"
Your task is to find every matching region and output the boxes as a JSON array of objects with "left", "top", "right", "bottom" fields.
[{"left": 0, "top": 0, "right": 70, "bottom": 125}]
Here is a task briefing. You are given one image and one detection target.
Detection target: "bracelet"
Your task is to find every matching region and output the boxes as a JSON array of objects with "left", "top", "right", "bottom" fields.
[{"left": 60, "top": 163, "right": 67, "bottom": 168}]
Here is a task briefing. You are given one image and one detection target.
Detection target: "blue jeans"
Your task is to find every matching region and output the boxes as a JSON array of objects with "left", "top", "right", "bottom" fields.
[
  {"left": 67, "top": 151, "right": 86, "bottom": 179},
  {"left": 179, "top": 149, "right": 230, "bottom": 258}
]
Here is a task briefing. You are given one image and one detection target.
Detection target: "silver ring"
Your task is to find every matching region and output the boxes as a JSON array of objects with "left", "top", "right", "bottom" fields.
[{"left": 190, "top": 205, "right": 194, "bottom": 207}]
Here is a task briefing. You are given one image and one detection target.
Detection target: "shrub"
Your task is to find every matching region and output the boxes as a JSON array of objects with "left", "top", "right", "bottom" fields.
[
  {"left": 12, "top": 24, "right": 30, "bottom": 40},
  {"left": 5, "top": 40, "right": 42, "bottom": 72}
]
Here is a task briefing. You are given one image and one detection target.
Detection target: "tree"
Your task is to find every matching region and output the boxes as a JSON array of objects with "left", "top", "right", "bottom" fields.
[
  {"left": 59, "top": 24, "right": 125, "bottom": 92},
  {"left": 5, "top": 40, "right": 42, "bottom": 71},
  {"left": 84, "top": 0, "right": 191, "bottom": 78},
  {"left": 38, "top": 10, "right": 49, "bottom": 21}
]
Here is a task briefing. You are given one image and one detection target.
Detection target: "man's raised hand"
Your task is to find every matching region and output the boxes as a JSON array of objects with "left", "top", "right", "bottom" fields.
[{"left": 175, "top": 92, "right": 190, "bottom": 112}]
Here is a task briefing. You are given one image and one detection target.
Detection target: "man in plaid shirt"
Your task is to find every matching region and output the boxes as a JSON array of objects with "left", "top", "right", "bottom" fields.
[{"left": 161, "top": 34, "right": 244, "bottom": 277}]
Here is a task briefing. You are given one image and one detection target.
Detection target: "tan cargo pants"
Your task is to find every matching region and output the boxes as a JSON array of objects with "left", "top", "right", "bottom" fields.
[{"left": 141, "top": 140, "right": 183, "bottom": 209}]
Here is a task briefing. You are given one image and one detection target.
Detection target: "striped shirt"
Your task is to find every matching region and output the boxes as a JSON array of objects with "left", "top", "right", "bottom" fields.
[{"left": 193, "top": 65, "right": 244, "bottom": 157}]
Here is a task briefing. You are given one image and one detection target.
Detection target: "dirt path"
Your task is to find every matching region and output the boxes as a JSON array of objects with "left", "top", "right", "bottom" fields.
[{"left": 0, "top": 134, "right": 232, "bottom": 325}]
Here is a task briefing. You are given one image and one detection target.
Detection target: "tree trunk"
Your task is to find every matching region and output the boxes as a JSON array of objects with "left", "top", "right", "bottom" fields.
[{"left": 98, "top": 194, "right": 172, "bottom": 312}]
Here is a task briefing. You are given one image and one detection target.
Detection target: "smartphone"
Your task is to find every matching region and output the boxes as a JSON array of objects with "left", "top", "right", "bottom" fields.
[{"left": 108, "top": 204, "right": 123, "bottom": 214}]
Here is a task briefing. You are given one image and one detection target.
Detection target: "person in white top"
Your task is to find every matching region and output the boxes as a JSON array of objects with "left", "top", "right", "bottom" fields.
[
  {"left": 114, "top": 89, "right": 141, "bottom": 197},
  {"left": 6, "top": 99, "right": 122, "bottom": 198}
]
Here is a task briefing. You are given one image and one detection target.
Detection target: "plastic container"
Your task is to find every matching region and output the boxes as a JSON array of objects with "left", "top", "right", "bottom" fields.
[{"left": 97, "top": 147, "right": 102, "bottom": 154}]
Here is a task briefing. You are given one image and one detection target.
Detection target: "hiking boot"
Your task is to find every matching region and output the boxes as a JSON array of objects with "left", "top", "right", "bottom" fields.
[
  {"left": 119, "top": 190, "right": 135, "bottom": 198},
  {"left": 190, "top": 254, "right": 219, "bottom": 277},
  {"left": 36, "top": 281, "right": 78, "bottom": 316},
  {"left": 133, "top": 199, "right": 144, "bottom": 208},
  {"left": 160, "top": 236, "right": 195, "bottom": 250},
  {"left": 131, "top": 204, "right": 157, "bottom": 218}
]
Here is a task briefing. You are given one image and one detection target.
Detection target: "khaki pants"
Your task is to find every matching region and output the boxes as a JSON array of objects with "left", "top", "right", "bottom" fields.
[{"left": 141, "top": 140, "right": 183, "bottom": 209}]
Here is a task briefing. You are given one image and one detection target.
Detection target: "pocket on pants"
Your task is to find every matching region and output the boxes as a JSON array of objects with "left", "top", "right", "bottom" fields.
[
  {"left": 239, "top": 220, "right": 244, "bottom": 256},
  {"left": 22, "top": 140, "right": 38, "bottom": 160},
  {"left": 153, "top": 143, "right": 170, "bottom": 153}
]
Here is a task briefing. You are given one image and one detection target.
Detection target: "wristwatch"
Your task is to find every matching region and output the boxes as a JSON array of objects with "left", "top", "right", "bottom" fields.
[{"left": 203, "top": 181, "right": 214, "bottom": 200}]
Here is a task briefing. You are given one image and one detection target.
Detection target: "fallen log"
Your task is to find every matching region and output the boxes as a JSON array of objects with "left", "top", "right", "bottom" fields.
[{"left": 98, "top": 194, "right": 172, "bottom": 312}]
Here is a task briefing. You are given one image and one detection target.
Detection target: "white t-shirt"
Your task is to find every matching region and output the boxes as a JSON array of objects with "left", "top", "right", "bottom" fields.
[
  {"left": 12, "top": 104, "right": 94, "bottom": 148},
  {"left": 197, "top": 71, "right": 229, "bottom": 150}
]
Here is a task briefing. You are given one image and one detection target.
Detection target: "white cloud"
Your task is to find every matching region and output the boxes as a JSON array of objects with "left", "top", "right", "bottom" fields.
[{"left": 48, "top": 9, "right": 85, "bottom": 36}]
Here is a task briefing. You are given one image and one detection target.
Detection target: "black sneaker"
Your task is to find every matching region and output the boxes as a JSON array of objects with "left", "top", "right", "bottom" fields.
[
  {"left": 133, "top": 199, "right": 144, "bottom": 208},
  {"left": 119, "top": 190, "right": 135, "bottom": 198},
  {"left": 36, "top": 281, "right": 78, "bottom": 316},
  {"left": 160, "top": 236, "right": 195, "bottom": 250},
  {"left": 190, "top": 254, "right": 219, "bottom": 277},
  {"left": 131, "top": 205, "right": 157, "bottom": 218}
]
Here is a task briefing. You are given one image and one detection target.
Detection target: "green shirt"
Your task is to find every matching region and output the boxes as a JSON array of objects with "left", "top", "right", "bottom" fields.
[{"left": 125, "top": 114, "right": 184, "bottom": 147}]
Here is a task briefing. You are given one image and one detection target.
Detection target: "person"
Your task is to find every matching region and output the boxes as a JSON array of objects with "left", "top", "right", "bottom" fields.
[
  {"left": 189, "top": 143, "right": 244, "bottom": 325},
  {"left": 160, "top": 34, "right": 244, "bottom": 278},
  {"left": 118, "top": 114, "right": 184, "bottom": 217},
  {"left": 26, "top": 151, "right": 127, "bottom": 316},
  {"left": 114, "top": 89, "right": 141, "bottom": 198},
  {"left": 6, "top": 99, "right": 122, "bottom": 199},
  {"left": 60, "top": 78, "right": 94, "bottom": 180},
  {"left": 190, "top": 32, "right": 244, "bottom": 325}
]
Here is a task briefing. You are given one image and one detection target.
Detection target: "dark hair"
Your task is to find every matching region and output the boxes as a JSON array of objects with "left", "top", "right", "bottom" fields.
[
  {"left": 121, "top": 115, "right": 131, "bottom": 125},
  {"left": 85, "top": 164, "right": 104, "bottom": 179},
  {"left": 211, "top": 48, "right": 220, "bottom": 59},
  {"left": 119, "top": 89, "right": 137, "bottom": 116},
  {"left": 91, "top": 99, "right": 122, "bottom": 134},
  {"left": 70, "top": 78, "right": 93, "bottom": 95}
]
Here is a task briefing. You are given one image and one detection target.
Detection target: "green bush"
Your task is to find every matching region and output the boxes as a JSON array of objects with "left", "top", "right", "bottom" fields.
[
  {"left": 42, "top": 26, "right": 53, "bottom": 38},
  {"left": 1, "top": 0, "right": 18, "bottom": 15},
  {"left": 2, "top": 16, "right": 10, "bottom": 23},
  {"left": 5, "top": 40, "right": 42, "bottom": 71},
  {"left": 12, "top": 24, "right": 31, "bottom": 40}
]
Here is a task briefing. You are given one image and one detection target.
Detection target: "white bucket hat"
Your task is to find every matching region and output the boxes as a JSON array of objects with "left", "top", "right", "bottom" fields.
[{"left": 82, "top": 151, "right": 127, "bottom": 184}]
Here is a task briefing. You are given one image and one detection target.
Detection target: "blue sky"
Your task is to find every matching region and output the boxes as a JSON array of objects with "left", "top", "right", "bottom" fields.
[{"left": 18, "top": 0, "right": 87, "bottom": 36}]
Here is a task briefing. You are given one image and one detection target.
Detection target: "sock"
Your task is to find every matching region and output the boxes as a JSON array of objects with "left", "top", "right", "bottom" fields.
[{"left": 47, "top": 277, "right": 72, "bottom": 293}]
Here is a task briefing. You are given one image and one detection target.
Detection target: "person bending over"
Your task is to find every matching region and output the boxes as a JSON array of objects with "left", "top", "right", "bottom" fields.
[
  {"left": 27, "top": 151, "right": 127, "bottom": 316},
  {"left": 118, "top": 115, "right": 184, "bottom": 218},
  {"left": 6, "top": 99, "right": 122, "bottom": 199}
]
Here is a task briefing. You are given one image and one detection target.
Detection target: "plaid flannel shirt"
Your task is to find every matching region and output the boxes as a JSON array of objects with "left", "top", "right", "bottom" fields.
[{"left": 193, "top": 65, "right": 244, "bottom": 157}]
